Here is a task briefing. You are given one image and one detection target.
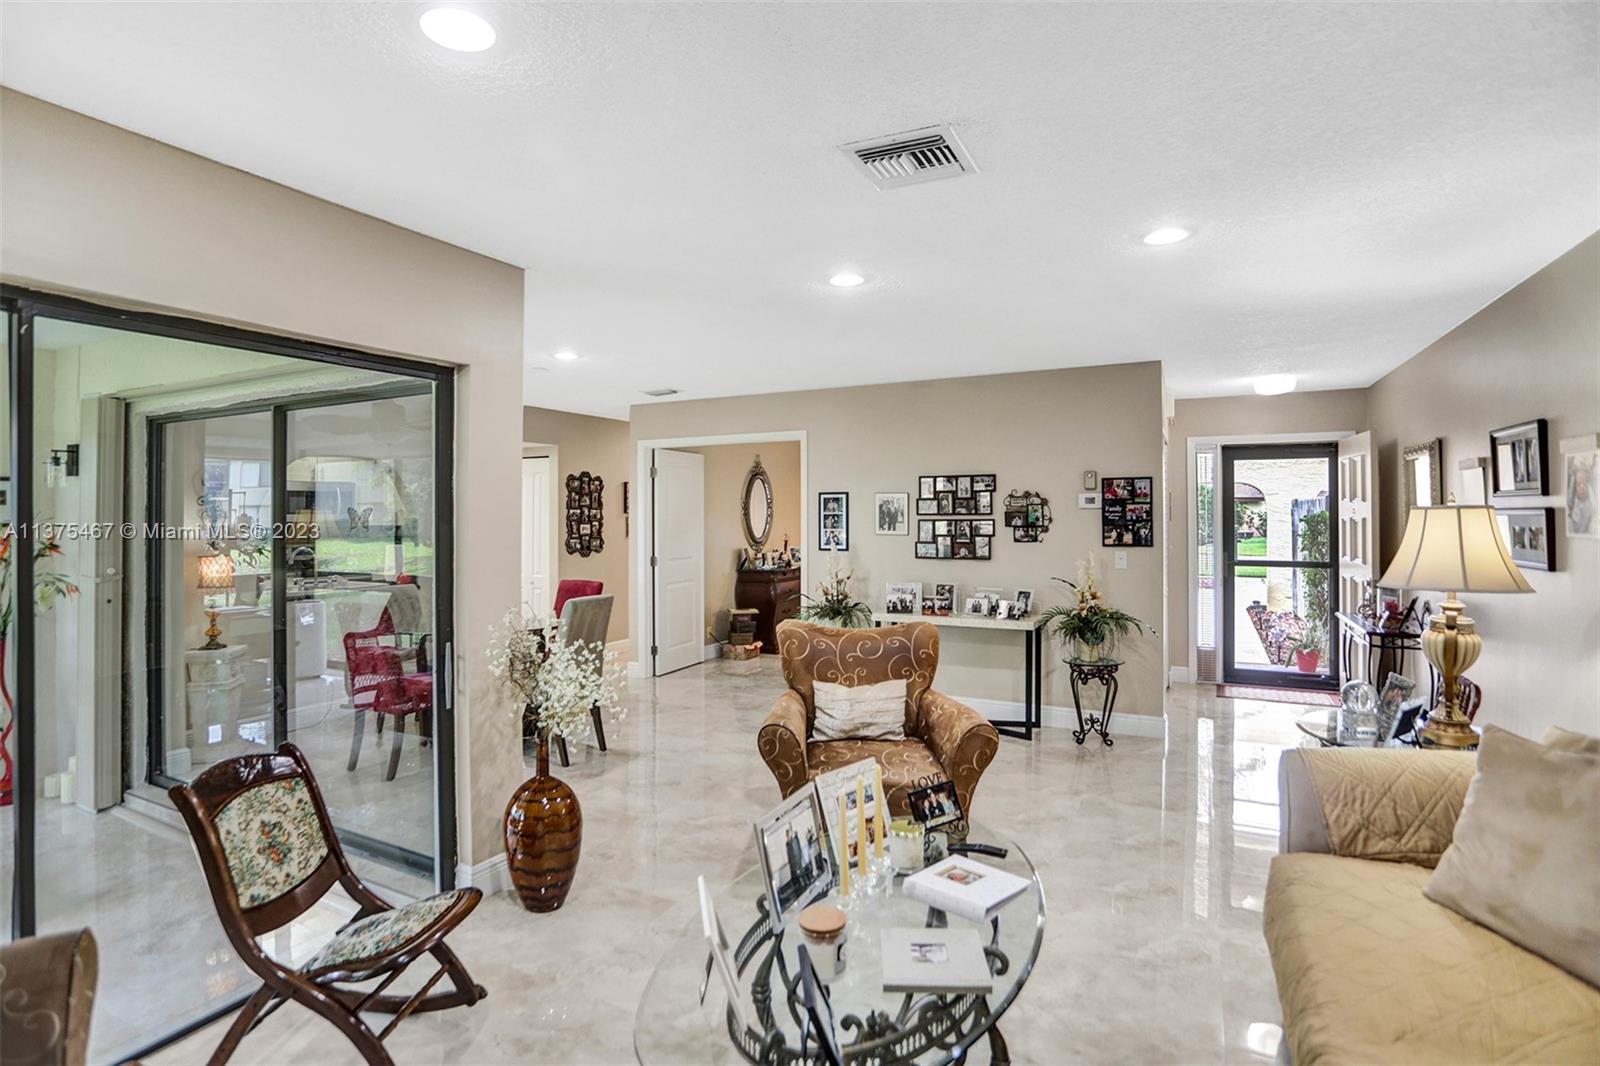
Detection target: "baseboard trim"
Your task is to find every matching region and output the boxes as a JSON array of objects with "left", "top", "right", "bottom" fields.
[
  {"left": 1169, "top": 666, "right": 1193, "bottom": 684},
  {"left": 951, "top": 695, "right": 1167, "bottom": 740},
  {"left": 454, "top": 853, "right": 511, "bottom": 895},
  {"left": 606, "top": 638, "right": 631, "bottom": 660}
]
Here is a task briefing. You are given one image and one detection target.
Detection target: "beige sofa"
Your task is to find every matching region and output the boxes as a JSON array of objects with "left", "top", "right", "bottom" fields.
[{"left": 1265, "top": 748, "right": 1600, "bottom": 1064}]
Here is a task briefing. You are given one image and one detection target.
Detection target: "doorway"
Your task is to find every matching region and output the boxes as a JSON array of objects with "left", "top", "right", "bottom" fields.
[
  {"left": 521, "top": 452, "right": 556, "bottom": 615},
  {"left": 1220, "top": 443, "right": 1339, "bottom": 689}
]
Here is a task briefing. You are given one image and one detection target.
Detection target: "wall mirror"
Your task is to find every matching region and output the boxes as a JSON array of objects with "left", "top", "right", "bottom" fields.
[
  {"left": 742, "top": 455, "right": 773, "bottom": 551},
  {"left": 1402, "top": 439, "right": 1443, "bottom": 508}
]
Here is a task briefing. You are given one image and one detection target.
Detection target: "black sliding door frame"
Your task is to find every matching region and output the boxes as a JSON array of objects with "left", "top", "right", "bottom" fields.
[
  {"left": 4, "top": 285, "right": 459, "bottom": 950},
  {"left": 1220, "top": 443, "right": 1341, "bottom": 691}
]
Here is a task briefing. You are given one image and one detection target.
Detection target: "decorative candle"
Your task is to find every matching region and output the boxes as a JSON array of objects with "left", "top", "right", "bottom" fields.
[
  {"left": 871, "top": 764, "right": 886, "bottom": 859},
  {"left": 855, "top": 777, "right": 868, "bottom": 874},
  {"left": 837, "top": 792, "right": 851, "bottom": 894}
]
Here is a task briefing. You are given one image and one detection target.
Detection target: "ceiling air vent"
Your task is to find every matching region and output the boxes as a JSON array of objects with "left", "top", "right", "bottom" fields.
[
  {"left": 641, "top": 387, "right": 680, "bottom": 398},
  {"left": 839, "top": 124, "right": 977, "bottom": 190}
]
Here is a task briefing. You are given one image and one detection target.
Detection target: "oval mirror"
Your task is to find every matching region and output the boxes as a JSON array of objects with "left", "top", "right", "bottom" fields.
[{"left": 742, "top": 456, "right": 774, "bottom": 551}]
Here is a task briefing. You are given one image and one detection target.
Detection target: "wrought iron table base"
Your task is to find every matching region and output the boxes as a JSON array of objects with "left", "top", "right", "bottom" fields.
[{"left": 1068, "top": 660, "right": 1121, "bottom": 747}]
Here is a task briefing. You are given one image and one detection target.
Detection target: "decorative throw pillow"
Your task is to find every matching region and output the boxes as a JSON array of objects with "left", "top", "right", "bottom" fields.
[
  {"left": 813, "top": 679, "right": 908, "bottom": 741},
  {"left": 1424, "top": 726, "right": 1600, "bottom": 987},
  {"left": 1541, "top": 724, "right": 1600, "bottom": 755}
]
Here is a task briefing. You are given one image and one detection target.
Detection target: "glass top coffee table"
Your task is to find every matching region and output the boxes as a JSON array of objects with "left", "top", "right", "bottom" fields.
[{"left": 633, "top": 822, "right": 1044, "bottom": 1065}]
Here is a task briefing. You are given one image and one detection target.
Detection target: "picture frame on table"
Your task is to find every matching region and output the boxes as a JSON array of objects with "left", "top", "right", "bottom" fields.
[
  {"left": 907, "top": 780, "right": 962, "bottom": 829},
  {"left": 885, "top": 582, "right": 922, "bottom": 614},
  {"left": 1495, "top": 507, "right": 1556, "bottom": 571},
  {"left": 1374, "top": 672, "right": 1417, "bottom": 743},
  {"left": 754, "top": 788, "right": 834, "bottom": 927},
  {"left": 698, "top": 875, "right": 749, "bottom": 1030},
  {"left": 1013, "top": 589, "right": 1033, "bottom": 616},
  {"left": 876, "top": 493, "right": 910, "bottom": 535},
  {"left": 1490, "top": 419, "right": 1548, "bottom": 497},
  {"left": 818, "top": 492, "right": 849, "bottom": 551},
  {"left": 812, "top": 758, "right": 883, "bottom": 872}
]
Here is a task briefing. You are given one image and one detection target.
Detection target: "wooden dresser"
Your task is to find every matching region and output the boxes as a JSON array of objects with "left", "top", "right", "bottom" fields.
[{"left": 734, "top": 567, "right": 802, "bottom": 654}]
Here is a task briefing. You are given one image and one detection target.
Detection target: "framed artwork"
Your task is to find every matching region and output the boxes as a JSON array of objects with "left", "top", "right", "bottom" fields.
[
  {"left": 914, "top": 473, "right": 995, "bottom": 526},
  {"left": 1002, "top": 490, "right": 1051, "bottom": 542},
  {"left": 1402, "top": 439, "right": 1444, "bottom": 508},
  {"left": 875, "top": 492, "right": 910, "bottom": 535},
  {"left": 754, "top": 788, "right": 834, "bottom": 926},
  {"left": 1561, "top": 434, "right": 1598, "bottom": 539},
  {"left": 565, "top": 472, "right": 604, "bottom": 556},
  {"left": 915, "top": 516, "right": 994, "bottom": 560},
  {"left": 1457, "top": 457, "right": 1490, "bottom": 506},
  {"left": 1101, "top": 476, "right": 1154, "bottom": 547},
  {"left": 818, "top": 492, "right": 849, "bottom": 551},
  {"left": 885, "top": 582, "right": 922, "bottom": 614},
  {"left": 922, "top": 583, "right": 955, "bottom": 616},
  {"left": 1495, "top": 507, "right": 1556, "bottom": 571},
  {"left": 1490, "top": 419, "right": 1548, "bottom": 497}
]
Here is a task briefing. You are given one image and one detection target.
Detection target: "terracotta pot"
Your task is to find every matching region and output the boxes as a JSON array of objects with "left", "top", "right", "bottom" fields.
[
  {"left": 504, "top": 724, "right": 582, "bottom": 912},
  {"left": 1294, "top": 648, "right": 1322, "bottom": 673}
]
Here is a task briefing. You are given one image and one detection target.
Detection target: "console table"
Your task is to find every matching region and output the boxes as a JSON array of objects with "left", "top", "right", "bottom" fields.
[
  {"left": 1336, "top": 612, "right": 1439, "bottom": 707},
  {"left": 871, "top": 612, "right": 1046, "bottom": 741}
]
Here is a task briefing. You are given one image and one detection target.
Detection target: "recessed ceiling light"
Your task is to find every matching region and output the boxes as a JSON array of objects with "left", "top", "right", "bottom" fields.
[
  {"left": 1142, "top": 227, "right": 1191, "bottom": 246},
  {"left": 828, "top": 272, "right": 866, "bottom": 288},
  {"left": 419, "top": 8, "right": 496, "bottom": 52},
  {"left": 1253, "top": 374, "right": 1297, "bottom": 396},
  {"left": 552, "top": 350, "right": 579, "bottom": 362}
]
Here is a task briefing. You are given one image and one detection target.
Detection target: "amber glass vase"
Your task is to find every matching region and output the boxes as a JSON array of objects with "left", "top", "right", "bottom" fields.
[{"left": 504, "top": 720, "right": 583, "bottom": 912}]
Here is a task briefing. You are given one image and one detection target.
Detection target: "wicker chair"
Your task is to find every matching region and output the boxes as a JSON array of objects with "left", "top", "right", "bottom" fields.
[{"left": 758, "top": 620, "right": 999, "bottom": 818}]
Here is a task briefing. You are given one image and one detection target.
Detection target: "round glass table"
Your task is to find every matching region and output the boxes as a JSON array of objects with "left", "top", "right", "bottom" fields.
[{"left": 633, "top": 822, "right": 1044, "bottom": 1065}]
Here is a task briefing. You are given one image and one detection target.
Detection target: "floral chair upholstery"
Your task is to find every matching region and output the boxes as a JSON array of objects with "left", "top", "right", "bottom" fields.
[
  {"left": 170, "top": 744, "right": 485, "bottom": 1065},
  {"left": 759, "top": 620, "right": 1000, "bottom": 818}
]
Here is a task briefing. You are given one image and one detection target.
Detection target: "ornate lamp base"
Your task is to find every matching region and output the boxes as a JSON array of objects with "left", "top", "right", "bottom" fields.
[{"left": 1419, "top": 596, "right": 1481, "bottom": 748}]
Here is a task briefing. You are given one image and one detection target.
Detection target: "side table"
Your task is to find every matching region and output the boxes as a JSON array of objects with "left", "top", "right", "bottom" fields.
[{"left": 1067, "top": 657, "right": 1122, "bottom": 747}]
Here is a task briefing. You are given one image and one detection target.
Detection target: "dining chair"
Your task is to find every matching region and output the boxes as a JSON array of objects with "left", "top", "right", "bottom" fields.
[{"left": 551, "top": 593, "right": 613, "bottom": 767}]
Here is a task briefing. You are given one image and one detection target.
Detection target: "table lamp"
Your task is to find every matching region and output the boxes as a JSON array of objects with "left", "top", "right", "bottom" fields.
[
  {"left": 196, "top": 550, "right": 236, "bottom": 650},
  {"left": 1376, "top": 505, "right": 1533, "bottom": 747}
]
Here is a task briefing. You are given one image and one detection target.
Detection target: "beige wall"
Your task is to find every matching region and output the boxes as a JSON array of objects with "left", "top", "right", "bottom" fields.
[
  {"left": 2, "top": 89, "right": 526, "bottom": 870},
  {"left": 1167, "top": 390, "right": 1369, "bottom": 669},
  {"left": 683, "top": 441, "right": 802, "bottom": 642},
  {"left": 523, "top": 405, "right": 632, "bottom": 644},
  {"left": 631, "top": 363, "right": 1168, "bottom": 722},
  {"left": 1368, "top": 233, "right": 1599, "bottom": 738}
]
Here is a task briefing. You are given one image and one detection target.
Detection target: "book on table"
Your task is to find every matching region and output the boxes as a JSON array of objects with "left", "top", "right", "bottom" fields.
[
  {"left": 879, "top": 927, "right": 994, "bottom": 995},
  {"left": 901, "top": 856, "right": 1030, "bottom": 923}
]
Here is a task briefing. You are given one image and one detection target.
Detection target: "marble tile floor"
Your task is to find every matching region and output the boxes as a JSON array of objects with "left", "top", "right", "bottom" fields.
[{"left": 146, "top": 658, "right": 1307, "bottom": 1065}]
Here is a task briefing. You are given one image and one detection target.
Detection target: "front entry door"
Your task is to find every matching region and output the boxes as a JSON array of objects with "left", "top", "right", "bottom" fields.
[
  {"left": 1221, "top": 444, "right": 1339, "bottom": 689},
  {"left": 651, "top": 448, "right": 705, "bottom": 675}
]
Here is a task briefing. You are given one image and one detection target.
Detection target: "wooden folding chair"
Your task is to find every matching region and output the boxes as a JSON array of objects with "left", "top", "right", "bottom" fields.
[{"left": 170, "top": 744, "right": 486, "bottom": 1065}]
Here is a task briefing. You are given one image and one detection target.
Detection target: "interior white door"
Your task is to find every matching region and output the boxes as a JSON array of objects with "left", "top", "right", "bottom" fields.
[
  {"left": 1337, "top": 431, "right": 1378, "bottom": 680},
  {"left": 652, "top": 448, "right": 705, "bottom": 675},
  {"left": 521, "top": 456, "right": 553, "bottom": 616}
]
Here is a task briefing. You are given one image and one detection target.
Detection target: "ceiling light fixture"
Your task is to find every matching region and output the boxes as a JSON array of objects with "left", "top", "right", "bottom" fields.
[
  {"left": 1253, "top": 374, "right": 1297, "bottom": 396},
  {"left": 552, "top": 350, "right": 579, "bottom": 362},
  {"left": 828, "top": 272, "right": 866, "bottom": 288},
  {"left": 419, "top": 7, "right": 496, "bottom": 52},
  {"left": 1142, "top": 227, "right": 1191, "bottom": 246}
]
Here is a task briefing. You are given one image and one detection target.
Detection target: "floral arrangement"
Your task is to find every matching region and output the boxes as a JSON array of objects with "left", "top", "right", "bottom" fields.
[
  {"left": 794, "top": 555, "right": 872, "bottom": 628},
  {"left": 0, "top": 526, "right": 79, "bottom": 638},
  {"left": 1041, "top": 554, "right": 1146, "bottom": 657},
  {"left": 486, "top": 609, "right": 627, "bottom": 740}
]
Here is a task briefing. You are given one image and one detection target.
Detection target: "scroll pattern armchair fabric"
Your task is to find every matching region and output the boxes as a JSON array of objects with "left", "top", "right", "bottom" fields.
[{"left": 759, "top": 620, "right": 999, "bottom": 818}]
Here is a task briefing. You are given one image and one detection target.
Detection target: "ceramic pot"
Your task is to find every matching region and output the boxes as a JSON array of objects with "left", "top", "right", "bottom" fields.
[
  {"left": 1076, "top": 637, "right": 1103, "bottom": 663},
  {"left": 504, "top": 724, "right": 582, "bottom": 912},
  {"left": 1293, "top": 648, "right": 1322, "bottom": 673}
]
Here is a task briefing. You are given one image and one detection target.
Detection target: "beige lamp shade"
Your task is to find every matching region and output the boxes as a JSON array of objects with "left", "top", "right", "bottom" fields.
[
  {"left": 196, "top": 551, "right": 236, "bottom": 591},
  {"left": 1377, "top": 506, "right": 1534, "bottom": 594}
]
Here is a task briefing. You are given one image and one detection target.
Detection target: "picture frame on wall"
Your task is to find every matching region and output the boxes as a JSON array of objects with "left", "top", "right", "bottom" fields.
[
  {"left": 1490, "top": 419, "right": 1548, "bottom": 497},
  {"left": 1495, "top": 507, "right": 1556, "bottom": 571},
  {"left": 1101, "top": 476, "right": 1154, "bottom": 547},
  {"left": 818, "top": 492, "right": 849, "bottom": 551},
  {"left": 1457, "top": 457, "right": 1490, "bottom": 506},
  {"left": 875, "top": 493, "right": 910, "bottom": 535},
  {"left": 1561, "top": 434, "right": 1599, "bottom": 539}
]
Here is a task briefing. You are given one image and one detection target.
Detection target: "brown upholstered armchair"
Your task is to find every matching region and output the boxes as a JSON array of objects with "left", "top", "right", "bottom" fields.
[{"left": 759, "top": 620, "right": 1000, "bottom": 818}]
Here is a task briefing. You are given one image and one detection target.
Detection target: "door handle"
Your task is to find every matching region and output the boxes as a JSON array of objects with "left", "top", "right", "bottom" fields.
[{"left": 442, "top": 642, "right": 453, "bottom": 711}]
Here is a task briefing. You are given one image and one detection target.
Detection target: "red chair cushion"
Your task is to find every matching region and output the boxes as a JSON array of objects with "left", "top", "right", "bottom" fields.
[{"left": 554, "top": 579, "right": 603, "bottom": 618}]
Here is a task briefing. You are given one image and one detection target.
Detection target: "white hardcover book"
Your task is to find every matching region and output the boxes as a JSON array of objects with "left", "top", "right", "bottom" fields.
[
  {"left": 901, "top": 856, "right": 1030, "bottom": 923},
  {"left": 880, "top": 927, "right": 994, "bottom": 995}
]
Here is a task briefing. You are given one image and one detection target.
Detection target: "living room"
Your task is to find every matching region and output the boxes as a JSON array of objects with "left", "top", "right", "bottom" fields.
[{"left": 2, "top": 4, "right": 1596, "bottom": 1065}]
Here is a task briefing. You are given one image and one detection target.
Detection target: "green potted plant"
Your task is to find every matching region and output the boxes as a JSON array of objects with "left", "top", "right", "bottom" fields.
[
  {"left": 793, "top": 558, "right": 872, "bottom": 628},
  {"left": 1041, "top": 556, "right": 1146, "bottom": 662}
]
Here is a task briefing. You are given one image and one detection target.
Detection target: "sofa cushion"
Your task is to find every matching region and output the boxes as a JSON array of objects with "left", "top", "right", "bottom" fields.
[
  {"left": 1541, "top": 724, "right": 1600, "bottom": 755},
  {"left": 1265, "top": 852, "right": 1600, "bottom": 1065},
  {"left": 1424, "top": 726, "right": 1600, "bottom": 987},
  {"left": 807, "top": 739, "right": 946, "bottom": 818},
  {"left": 813, "top": 678, "right": 908, "bottom": 741}
]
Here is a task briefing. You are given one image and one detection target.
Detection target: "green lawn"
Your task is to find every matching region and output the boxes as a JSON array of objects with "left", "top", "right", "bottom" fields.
[{"left": 1236, "top": 536, "right": 1267, "bottom": 578}]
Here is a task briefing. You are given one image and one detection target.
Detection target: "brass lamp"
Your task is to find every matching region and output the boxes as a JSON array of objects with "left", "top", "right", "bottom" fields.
[
  {"left": 196, "top": 550, "right": 236, "bottom": 650},
  {"left": 1376, "top": 505, "right": 1533, "bottom": 747}
]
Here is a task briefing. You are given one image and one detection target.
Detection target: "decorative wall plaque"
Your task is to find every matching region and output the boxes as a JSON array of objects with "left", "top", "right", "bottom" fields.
[
  {"left": 565, "top": 471, "right": 604, "bottom": 556},
  {"left": 1101, "top": 476, "right": 1154, "bottom": 547},
  {"left": 1002, "top": 490, "right": 1052, "bottom": 542}
]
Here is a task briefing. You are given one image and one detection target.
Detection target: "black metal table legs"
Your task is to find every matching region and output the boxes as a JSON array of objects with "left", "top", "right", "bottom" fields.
[
  {"left": 993, "top": 626, "right": 1043, "bottom": 741},
  {"left": 1068, "top": 661, "right": 1120, "bottom": 746}
]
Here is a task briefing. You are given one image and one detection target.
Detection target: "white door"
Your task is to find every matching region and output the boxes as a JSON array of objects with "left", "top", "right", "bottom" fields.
[
  {"left": 652, "top": 448, "right": 705, "bottom": 675},
  {"left": 521, "top": 456, "right": 553, "bottom": 616},
  {"left": 1337, "top": 432, "right": 1378, "bottom": 680}
]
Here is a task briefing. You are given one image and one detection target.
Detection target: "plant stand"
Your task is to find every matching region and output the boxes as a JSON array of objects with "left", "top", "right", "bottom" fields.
[{"left": 1067, "top": 657, "right": 1123, "bottom": 747}]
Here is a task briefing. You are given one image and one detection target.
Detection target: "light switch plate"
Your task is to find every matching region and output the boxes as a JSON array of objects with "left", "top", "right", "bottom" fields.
[{"left": 1114, "top": 551, "right": 1128, "bottom": 570}]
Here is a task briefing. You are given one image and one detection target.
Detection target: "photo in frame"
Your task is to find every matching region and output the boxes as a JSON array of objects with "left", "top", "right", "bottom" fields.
[
  {"left": 885, "top": 582, "right": 922, "bottom": 614},
  {"left": 876, "top": 493, "right": 910, "bottom": 535},
  {"left": 1561, "top": 434, "right": 1599, "bottom": 539},
  {"left": 698, "top": 875, "right": 749, "bottom": 1030},
  {"left": 565, "top": 471, "right": 605, "bottom": 556},
  {"left": 754, "top": 788, "right": 834, "bottom": 925},
  {"left": 1490, "top": 419, "right": 1548, "bottom": 497},
  {"left": 1101, "top": 476, "right": 1154, "bottom": 547},
  {"left": 818, "top": 492, "right": 849, "bottom": 551},
  {"left": 1374, "top": 672, "right": 1417, "bottom": 743},
  {"left": 907, "top": 780, "right": 962, "bottom": 829},
  {"left": 922, "top": 583, "right": 956, "bottom": 616},
  {"left": 915, "top": 515, "right": 995, "bottom": 560},
  {"left": 812, "top": 759, "right": 884, "bottom": 871},
  {"left": 1495, "top": 507, "right": 1556, "bottom": 571},
  {"left": 915, "top": 473, "right": 995, "bottom": 528}
]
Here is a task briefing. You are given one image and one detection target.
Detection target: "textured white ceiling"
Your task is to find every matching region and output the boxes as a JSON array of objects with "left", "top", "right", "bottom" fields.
[{"left": 2, "top": 2, "right": 1596, "bottom": 418}]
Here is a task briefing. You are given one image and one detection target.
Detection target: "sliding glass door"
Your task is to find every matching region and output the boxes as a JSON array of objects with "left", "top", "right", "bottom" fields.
[{"left": 1221, "top": 444, "right": 1339, "bottom": 689}]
